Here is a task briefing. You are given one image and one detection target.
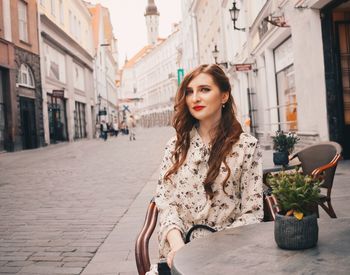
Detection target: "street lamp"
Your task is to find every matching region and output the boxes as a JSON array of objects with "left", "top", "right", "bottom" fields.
[
  {"left": 229, "top": 1, "right": 245, "bottom": 31},
  {"left": 212, "top": 45, "right": 228, "bottom": 68}
]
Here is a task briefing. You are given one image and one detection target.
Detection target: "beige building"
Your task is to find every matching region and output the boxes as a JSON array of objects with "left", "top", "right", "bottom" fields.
[
  {"left": 119, "top": 0, "right": 181, "bottom": 128},
  {"left": 38, "top": 0, "right": 95, "bottom": 144},
  {"left": 87, "top": 3, "right": 119, "bottom": 133}
]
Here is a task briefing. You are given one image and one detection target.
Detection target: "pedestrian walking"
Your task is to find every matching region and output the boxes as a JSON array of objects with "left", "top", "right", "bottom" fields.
[
  {"left": 147, "top": 64, "right": 263, "bottom": 274},
  {"left": 100, "top": 120, "right": 108, "bottom": 141},
  {"left": 112, "top": 121, "right": 119, "bottom": 137},
  {"left": 127, "top": 115, "right": 136, "bottom": 141}
]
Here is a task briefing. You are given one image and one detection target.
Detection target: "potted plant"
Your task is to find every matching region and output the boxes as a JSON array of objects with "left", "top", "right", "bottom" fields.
[
  {"left": 267, "top": 170, "right": 322, "bottom": 250},
  {"left": 272, "top": 131, "right": 299, "bottom": 165}
]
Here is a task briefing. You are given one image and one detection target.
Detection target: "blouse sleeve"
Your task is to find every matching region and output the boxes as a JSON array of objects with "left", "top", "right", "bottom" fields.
[
  {"left": 229, "top": 139, "right": 264, "bottom": 228},
  {"left": 155, "top": 138, "right": 185, "bottom": 253}
]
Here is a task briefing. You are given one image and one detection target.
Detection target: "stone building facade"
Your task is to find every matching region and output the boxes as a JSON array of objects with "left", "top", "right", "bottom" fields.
[{"left": 0, "top": 0, "right": 44, "bottom": 151}]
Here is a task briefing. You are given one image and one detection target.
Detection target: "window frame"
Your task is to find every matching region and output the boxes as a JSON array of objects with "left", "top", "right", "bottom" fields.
[
  {"left": 18, "top": 0, "right": 28, "bottom": 42},
  {"left": 17, "top": 64, "right": 35, "bottom": 88}
]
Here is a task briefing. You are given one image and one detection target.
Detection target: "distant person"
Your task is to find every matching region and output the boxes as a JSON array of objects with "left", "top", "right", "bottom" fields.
[
  {"left": 120, "top": 121, "right": 128, "bottom": 135},
  {"left": 100, "top": 120, "right": 108, "bottom": 141},
  {"left": 112, "top": 121, "right": 119, "bottom": 136},
  {"left": 127, "top": 115, "right": 136, "bottom": 141}
]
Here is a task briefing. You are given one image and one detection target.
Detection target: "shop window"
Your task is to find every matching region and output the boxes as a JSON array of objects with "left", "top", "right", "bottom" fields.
[
  {"left": 274, "top": 37, "right": 297, "bottom": 131},
  {"left": 74, "top": 101, "right": 86, "bottom": 139},
  {"left": 17, "top": 64, "right": 35, "bottom": 88},
  {"left": 48, "top": 94, "right": 68, "bottom": 142},
  {"left": 276, "top": 65, "right": 297, "bottom": 131}
]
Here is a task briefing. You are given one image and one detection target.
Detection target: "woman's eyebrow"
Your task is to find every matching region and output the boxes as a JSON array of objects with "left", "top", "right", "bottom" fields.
[{"left": 197, "top": 84, "right": 211, "bottom": 88}]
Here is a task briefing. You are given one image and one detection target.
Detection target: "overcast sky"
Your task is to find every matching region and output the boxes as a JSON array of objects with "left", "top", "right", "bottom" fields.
[{"left": 88, "top": 0, "right": 182, "bottom": 66}]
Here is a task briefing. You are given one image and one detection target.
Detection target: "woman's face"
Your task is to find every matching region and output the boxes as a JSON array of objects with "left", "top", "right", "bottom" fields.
[{"left": 185, "top": 73, "right": 228, "bottom": 126}]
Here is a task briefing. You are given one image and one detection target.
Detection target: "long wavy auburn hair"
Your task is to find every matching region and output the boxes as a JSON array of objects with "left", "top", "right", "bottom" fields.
[{"left": 164, "top": 64, "right": 243, "bottom": 199}]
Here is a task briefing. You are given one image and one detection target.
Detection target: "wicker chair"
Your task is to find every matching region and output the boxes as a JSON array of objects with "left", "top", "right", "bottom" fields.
[{"left": 290, "top": 141, "right": 342, "bottom": 218}]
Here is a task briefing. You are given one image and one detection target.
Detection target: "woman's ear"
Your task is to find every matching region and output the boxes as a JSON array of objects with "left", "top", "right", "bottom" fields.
[{"left": 222, "top": 92, "right": 229, "bottom": 104}]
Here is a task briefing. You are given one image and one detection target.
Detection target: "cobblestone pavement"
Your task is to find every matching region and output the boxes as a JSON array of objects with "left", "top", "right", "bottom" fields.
[
  {"left": 0, "top": 127, "right": 175, "bottom": 275},
  {"left": 1, "top": 127, "right": 350, "bottom": 275}
]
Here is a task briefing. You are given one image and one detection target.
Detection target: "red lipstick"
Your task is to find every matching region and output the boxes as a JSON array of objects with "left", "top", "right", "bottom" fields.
[{"left": 193, "top": 106, "right": 205, "bottom": 111}]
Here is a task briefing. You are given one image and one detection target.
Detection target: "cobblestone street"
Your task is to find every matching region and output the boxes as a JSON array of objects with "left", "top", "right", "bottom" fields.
[
  {"left": 0, "top": 127, "right": 174, "bottom": 275},
  {"left": 1, "top": 126, "right": 350, "bottom": 275}
]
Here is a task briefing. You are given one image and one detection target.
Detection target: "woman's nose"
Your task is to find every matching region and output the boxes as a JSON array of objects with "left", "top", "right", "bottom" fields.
[{"left": 191, "top": 91, "right": 200, "bottom": 102}]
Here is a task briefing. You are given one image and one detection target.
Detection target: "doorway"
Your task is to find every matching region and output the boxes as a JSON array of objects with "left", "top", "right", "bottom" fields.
[
  {"left": 20, "top": 97, "right": 37, "bottom": 149},
  {"left": 0, "top": 69, "right": 6, "bottom": 151},
  {"left": 48, "top": 95, "right": 68, "bottom": 143},
  {"left": 336, "top": 21, "right": 350, "bottom": 158},
  {"left": 322, "top": 1, "right": 350, "bottom": 159}
]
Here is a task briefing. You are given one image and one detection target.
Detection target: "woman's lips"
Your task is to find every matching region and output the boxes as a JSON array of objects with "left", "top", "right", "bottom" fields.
[{"left": 193, "top": 106, "right": 205, "bottom": 111}]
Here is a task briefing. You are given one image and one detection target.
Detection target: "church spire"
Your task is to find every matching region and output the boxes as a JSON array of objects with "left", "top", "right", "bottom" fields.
[{"left": 144, "top": 0, "right": 159, "bottom": 45}]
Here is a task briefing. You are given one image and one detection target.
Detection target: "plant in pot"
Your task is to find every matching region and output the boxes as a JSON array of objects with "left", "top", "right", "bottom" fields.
[
  {"left": 267, "top": 170, "right": 322, "bottom": 250},
  {"left": 272, "top": 131, "right": 299, "bottom": 165}
]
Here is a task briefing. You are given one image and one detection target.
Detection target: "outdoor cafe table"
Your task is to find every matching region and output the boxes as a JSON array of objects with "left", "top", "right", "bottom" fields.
[{"left": 171, "top": 218, "right": 350, "bottom": 275}]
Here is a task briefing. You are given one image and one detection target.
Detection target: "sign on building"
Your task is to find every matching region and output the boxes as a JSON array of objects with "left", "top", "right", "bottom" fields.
[
  {"left": 52, "top": 89, "right": 64, "bottom": 98},
  {"left": 177, "top": 68, "right": 184, "bottom": 86},
  {"left": 233, "top": 64, "right": 252, "bottom": 72}
]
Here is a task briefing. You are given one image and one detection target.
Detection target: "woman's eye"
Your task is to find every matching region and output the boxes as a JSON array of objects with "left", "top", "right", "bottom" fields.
[
  {"left": 200, "top": 87, "right": 210, "bottom": 92},
  {"left": 185, "top": 89, "right": 193, "bottom": 95}
]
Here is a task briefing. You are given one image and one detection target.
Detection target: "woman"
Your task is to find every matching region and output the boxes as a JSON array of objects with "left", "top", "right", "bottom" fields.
[{"left": 150, "top": 64, "right": 263, "bottom": 273}]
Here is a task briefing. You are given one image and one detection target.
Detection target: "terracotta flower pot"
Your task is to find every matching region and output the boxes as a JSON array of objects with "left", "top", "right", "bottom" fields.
[{"left": 274, "top": 212, "right": 318, "bottom": 250}]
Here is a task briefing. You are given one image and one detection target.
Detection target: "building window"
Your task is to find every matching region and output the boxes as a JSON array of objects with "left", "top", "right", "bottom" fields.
[
  {"left": 17, "top": 64, "right": 35, "bottom": 88},
  {"left": 45, "top": 43, "right": 66, "bottom": 83},
  {"left": 59, "top": 0, "right": 64, "bottom": 24},
  {"left": 73, "top": 63, "right": 84, "bottom": 91},
  {"left": 73, "top": 15, "right": 77, "bottom": 38},
  {"left": 51, "top": 0, "right": 56, "bottom": 16},
  {"left": 0, "top": 0, "right": 4, "bottom": 38},
  {"left": 74, "top": 101, "right": 86, "bottom": 139},
  {"left": 18, "top": 1, "right": 28, "bottom": 42},
  {"left": 78, "top": 21, "right": 81, "bottom": 41},
  {"left": 69, "top": 10, "right": 73, "bottom": 34}
]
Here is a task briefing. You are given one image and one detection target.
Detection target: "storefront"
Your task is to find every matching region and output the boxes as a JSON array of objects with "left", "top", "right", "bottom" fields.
[
  {"left": 322, "top": 0, "right": 350, "bottom": 158},
  {"left": 47, "top": 93, "right": 68, "bottom": 143}
]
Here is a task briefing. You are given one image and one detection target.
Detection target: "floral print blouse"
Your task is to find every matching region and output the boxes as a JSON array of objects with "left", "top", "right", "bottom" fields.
[{"left": 155, "top": 128, "right": 263, "bottom": 259}]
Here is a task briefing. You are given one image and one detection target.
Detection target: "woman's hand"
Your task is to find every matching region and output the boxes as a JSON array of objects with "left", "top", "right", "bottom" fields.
[
  {"left": 166, "top": 244, "right": 184, "bottom": 268},
  {"left": 166, "top": 228, "right": 185, "bottom": 268}
]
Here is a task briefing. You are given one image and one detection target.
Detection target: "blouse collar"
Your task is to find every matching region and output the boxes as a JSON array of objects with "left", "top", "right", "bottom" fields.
[{"left": 189, "top": 127, "right": 211, "bottom": 164}]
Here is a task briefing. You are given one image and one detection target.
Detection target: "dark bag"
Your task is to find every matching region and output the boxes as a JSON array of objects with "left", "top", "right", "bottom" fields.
[
  {"left": 184, "top": 224, "right": 217, "bottom": 244},
  {"left": 157, "top": 224, "right": 216, "bottom": 275},
  {"left": 158, "top": 260, "right": 171, "bottom": 275}
]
